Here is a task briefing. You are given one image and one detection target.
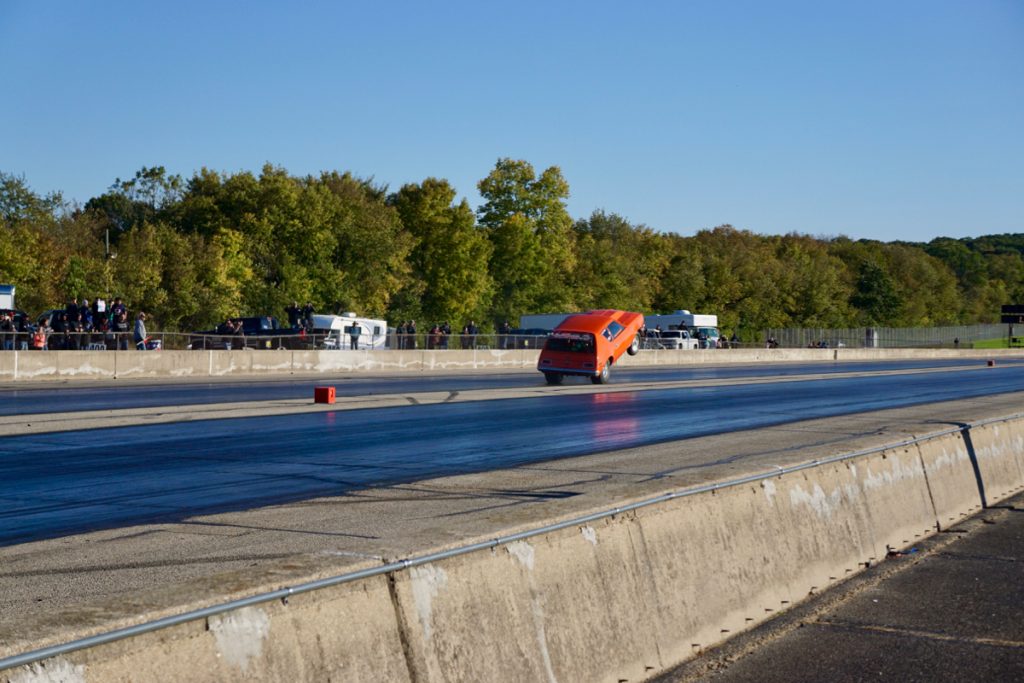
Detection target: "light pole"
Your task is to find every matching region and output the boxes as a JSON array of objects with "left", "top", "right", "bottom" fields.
[{"left": 104, "top": 227, "right": 116, "bottom": 298}]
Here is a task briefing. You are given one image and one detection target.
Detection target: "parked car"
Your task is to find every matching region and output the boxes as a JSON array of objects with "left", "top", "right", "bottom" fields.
[
  {"left": 188, "top": 316, "right": 313, "bottom": 350},
  {"left": 36, "top": 309, "right": 63, "bottom": 329},
  {"left": 537, "top": 309, "right": 643, "bottom": 385},
  {"left": 504, "top": 328, "right": 551, "bottom": 349}
]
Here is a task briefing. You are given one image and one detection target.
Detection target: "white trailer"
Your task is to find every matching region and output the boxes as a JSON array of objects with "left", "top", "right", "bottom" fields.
[
  {"left": 518, "top": 312, "right": 575, "bottom": 331},
  {"left": 311, "top": 313, "right": 389, "bottom": 350},
  {"left": 644, "top": 310, "right": 720, "bottom": 348},
  {"left": 0, "top": 285, "right": 15, "bottom": 310}
]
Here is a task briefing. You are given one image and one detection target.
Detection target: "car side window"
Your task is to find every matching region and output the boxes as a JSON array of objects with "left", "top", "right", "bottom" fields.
[{"left": 603, "top": 321, "right": 624, "bottom": 341}]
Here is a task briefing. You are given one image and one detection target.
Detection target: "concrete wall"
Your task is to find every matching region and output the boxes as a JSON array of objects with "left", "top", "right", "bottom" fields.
[
  {"left": 6, "top": 415, "right": 1024, "bottom": 682},
  {"left": 0, "top": 346, "right": 1021, "bottom": 381}
]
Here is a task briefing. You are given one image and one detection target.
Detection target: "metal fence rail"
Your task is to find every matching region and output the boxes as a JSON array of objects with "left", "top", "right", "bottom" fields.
[
  {"left": 8, "top": 326, "right": 1013, "bottom": 352},
  {"left": 0, "top": 331, "right": 555, "bottom": 352},
  {"left": 764, "top": 324, "right": 1009, "bottom": 349}
]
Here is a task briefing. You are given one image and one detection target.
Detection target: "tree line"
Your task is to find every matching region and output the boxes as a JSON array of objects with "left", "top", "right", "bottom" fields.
[{"left": 1, "top": 161, "right": 1021, "bottom": 340}]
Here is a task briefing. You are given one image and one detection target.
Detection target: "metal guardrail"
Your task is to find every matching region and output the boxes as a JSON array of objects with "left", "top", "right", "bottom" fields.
[{"left": 3, "top": 411, "right": 1020, "bottom": 672}]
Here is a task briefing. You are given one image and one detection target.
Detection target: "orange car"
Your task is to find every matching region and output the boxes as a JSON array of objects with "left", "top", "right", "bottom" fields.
[{"left": 537, "top": 309, "right": 643, "bottom": 385}]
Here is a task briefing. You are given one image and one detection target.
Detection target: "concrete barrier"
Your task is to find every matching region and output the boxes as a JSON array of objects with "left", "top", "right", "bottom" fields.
[
  {"left": 0, "top": 347, "right": 1020, "bottom": 382},
  {"left": 5, "top": 414, "right": 1023, "bottom": 682},
  {"left": 382, "top": 443, "right": 952, "bottom": 682},
  {"left": 15, "top": 575, "right": 412, "bottom": 683},
  {"left": 914, "top": 430, "right": 983, "bottom": 529},
  {"left": 966, "top": 417, "right": 1024, "bottom": 505}
]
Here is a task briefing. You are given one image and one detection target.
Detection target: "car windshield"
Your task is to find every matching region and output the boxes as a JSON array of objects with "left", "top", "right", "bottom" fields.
[{"left": 544, "top": 332, "right": 595, "bottom": 353}]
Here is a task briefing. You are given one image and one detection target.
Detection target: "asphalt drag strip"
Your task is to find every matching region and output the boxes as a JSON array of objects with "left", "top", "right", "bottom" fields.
[{"left": 0, "top": 362, "right": 1005, "bottom": 436}]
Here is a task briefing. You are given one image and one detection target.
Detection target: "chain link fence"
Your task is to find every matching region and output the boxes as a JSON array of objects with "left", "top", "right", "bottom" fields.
[
  {"left": 763, "top": 324, "right": 1011, "bottom": 349},
  {"left": 0, "top": 330, "right": 555, "bottom": 352},
  {"left": 10, "top": 326, "right": 1016, "bottom": 352}
]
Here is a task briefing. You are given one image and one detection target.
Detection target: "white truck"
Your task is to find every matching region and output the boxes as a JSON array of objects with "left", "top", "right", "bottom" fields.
[
  {"left": 644, "top": 310, "right": 720, "bottom": 349},
  {"left": 0, "top": 285, "right": 15, "bottom": 310},
  {"left": 651, "top": 328, "right": 700, "bottom": 350}
]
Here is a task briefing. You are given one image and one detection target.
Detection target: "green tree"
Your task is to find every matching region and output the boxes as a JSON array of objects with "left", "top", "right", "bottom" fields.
[
  {"left": 685, "top": 226, "right": 791, "bottom": 334},
  {"left": 112, "top": 222, "right": 168, "bottom": 319},
  {"left": 320, "top": 171, "right": 412, "bottom": 317},
  {"left": 84, "top": 166, "right": 183, "bottom": 237},
  {"left": 477, "top": 159, "right": 575, "bottom": 320},
  {"left": 851, "top": 260, "right": 902, "bottom": 325},
  {"left": 0, "top": 173, "right": 67, "bottom": 312},
  {"left": 773, "top": 234, "right": 852, "bottom": 328},
  {"left": 571, "top": 211, "right": 667, "bottom": 312},
  {"left": 391, "top": 178, "right": 492, "bottom": 325},
  {"left": 651, "top": 234, "right": 706, "bottom": 317}
]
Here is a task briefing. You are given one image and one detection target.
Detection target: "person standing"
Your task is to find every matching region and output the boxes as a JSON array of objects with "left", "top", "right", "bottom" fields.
[
  {"left": 134, "top": 312, "right": 148, "bottom": 350},
  {"left": 111, "top": 297, "right": 127, "bottom": 320},
  {"left": 80, "top": 300, "right": 93, "bottom": 332},
  {"left": 286, "top": 301, "right": 301, "bottom": 329},
  {"left": 301, "top": 302, "right": 315, "bottom": 331},
  {"left": 349, "top": 321, "right": 362, "bottom": 350},
  {"left": 499, "top": 320, "right": 512, "bottom": 349},
  {"left": 31, "top": 323, "right": 48, "bottom": 350},
  {"left": 112, "top": 310, "right": 129, "bottom": 349},
  {"left": 0, "top": 312, "right": 13, "bottom": 351},
  {"left": 396, "top": 321, "right": 407, "bottom": 349}
]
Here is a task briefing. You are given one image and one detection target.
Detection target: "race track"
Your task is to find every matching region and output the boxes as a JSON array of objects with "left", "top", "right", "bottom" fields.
[{"left": 2, "top": 360, "right": 1022, "bottom": 546}]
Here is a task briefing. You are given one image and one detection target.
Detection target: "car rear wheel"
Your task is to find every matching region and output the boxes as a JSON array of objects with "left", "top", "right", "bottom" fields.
[
  {"left": 591, "top": 360, "right": 611, "bottom": 384},
  {"left": 627, "top": 333, "right": 640, "bottom": 355},
  {"left": 543, "top": 371, "right": 563, "bottom": 385}
]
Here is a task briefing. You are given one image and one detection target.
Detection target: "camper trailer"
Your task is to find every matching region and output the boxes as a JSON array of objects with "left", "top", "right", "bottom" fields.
[{"left": 311, "top": 313, "right": 389, "bottom": 350}]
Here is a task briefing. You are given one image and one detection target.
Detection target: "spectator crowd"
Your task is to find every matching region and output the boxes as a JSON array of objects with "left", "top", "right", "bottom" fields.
[{"left": 2, "top": 296, "right": 151, "bottom": 351}]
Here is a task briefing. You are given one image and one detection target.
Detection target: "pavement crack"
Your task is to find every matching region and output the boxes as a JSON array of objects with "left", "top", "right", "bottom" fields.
[
  {"left": 934, "top": 551, "right": 1018, "bottom": 563},
  {"left": 816, "top": 619, "right": 1024, "bottom": 649}
]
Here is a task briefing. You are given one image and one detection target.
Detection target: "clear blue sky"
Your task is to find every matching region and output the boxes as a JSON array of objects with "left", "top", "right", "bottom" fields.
[{"left": 2, "top": 1, "right": 1021, "bottom": 242}]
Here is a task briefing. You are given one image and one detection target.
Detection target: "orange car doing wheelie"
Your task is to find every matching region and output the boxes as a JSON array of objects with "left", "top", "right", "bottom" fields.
[{"left": 537, "top": 309, "right": 643, "bottom": 385}]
